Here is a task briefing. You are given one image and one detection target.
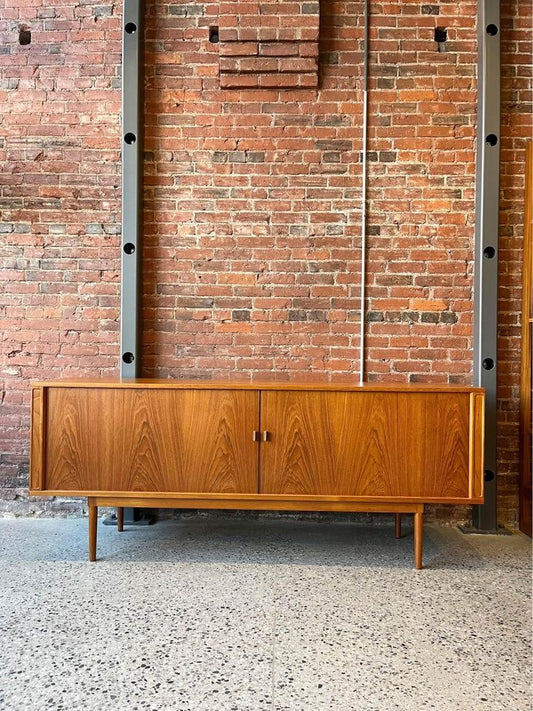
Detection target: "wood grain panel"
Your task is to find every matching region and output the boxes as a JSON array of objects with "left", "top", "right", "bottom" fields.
[
  {"left": 44, "top": 388, "right": 259, "bottom": 494},
  {"left": 32, "top": 378, "right": 484, "bottom": 394},
  {"left": 260, "top": 391, "right": 474, "bottom": 500},
  {"left": 89, "top": 495, "right": 423, "bottom": 515},
  {"left": 412, "top": 393, "right": 471, "bottom": 499},
  {"left": 26, "top": 490, "right": 482, "bottom": 504},
  {"left": 30, "top": 387, "right": 45, "bottom": 490}
]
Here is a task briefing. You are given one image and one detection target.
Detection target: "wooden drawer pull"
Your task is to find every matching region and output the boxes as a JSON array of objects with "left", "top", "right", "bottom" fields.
[{"left": 262, "top": 430, "right": 270, "bottom": 442}]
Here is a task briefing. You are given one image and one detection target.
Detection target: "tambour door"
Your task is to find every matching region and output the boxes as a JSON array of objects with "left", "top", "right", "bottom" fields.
[
  {"left": 259, "top": 390, "right": 483, "bottom": 502},
  {"left": 42, "top": 388, "right": 259, "bottom": 494}
]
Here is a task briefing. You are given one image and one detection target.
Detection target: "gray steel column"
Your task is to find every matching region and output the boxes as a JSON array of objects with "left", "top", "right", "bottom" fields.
[
  {"left": 473, "top": 0, "right": 500, "bottom": 530},
  {"left": 121, "top": 0, "right": 144, "bottom": 378}
]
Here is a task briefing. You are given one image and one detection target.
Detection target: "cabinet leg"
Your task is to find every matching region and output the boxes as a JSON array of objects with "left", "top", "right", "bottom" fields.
[
  {"left": 89, "top": 500, "right": 98, "bottom": 562},
  {"left": 414, "top": 509, "right": 423, "bottom": 570},
  {"left": 117, "top": 507, "right": 124, "bottom": 532},
  {"left": 395, "top": 513, "right": 402, "bottom": 539}
]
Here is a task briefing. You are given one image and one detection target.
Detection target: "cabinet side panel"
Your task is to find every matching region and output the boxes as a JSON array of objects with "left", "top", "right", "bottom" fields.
[
  {"left": 261, "top": 391, "right": 473, "bottom": 499},
  {"left": 45, "top": 388, "right": 259, "bottom": 494},
  {"left": 30, "top": 387, "right": 46, "bottom": 491},
  {"left": 471, "top": 392, "right": 485, "bottom": 500}
]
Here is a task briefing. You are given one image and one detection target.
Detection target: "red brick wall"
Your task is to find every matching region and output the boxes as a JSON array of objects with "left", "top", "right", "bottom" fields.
[
  {"left": 143, "top": 1, "right": 477, "bottom": 383},
  {"left": 0, "top": 1, "right": 530, "bottom": 525}
]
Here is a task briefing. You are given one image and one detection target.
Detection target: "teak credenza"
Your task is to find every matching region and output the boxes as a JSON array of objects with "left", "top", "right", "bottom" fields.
[{"left": 30, "top": 380, "right": 485, "bottom": 568}]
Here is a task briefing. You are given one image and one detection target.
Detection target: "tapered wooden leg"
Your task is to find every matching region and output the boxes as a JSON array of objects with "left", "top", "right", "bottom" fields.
[
  {"left": 395, "top": 513, "right": 402, "bottom": 539},
  {"left": 117, "top": 507, "right": 124, "bottom": 532},
  {"left": 414, "top": 509, "right": 423, "bottom": 570},
  {"left": 88, "top": 499, "right": 97, "bottom": 562}
]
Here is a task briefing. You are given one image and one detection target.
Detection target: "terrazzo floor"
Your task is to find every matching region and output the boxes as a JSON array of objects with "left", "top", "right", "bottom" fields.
[{"left": 0, "top": 515, "right": 531, "bottom": 711}]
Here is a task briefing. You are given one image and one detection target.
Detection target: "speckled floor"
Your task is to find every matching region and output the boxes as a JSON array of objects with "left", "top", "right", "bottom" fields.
[{"left": 0, "top": 516, "right": 530, "bottom": 711}]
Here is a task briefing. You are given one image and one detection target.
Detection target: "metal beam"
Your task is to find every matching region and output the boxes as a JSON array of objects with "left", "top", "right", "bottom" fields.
[
  {"left": 121, "top": 0, "right": 144, "bottom": 379},
  {"left": 473, "top": 0, "right": 500, "bottom": 530}
]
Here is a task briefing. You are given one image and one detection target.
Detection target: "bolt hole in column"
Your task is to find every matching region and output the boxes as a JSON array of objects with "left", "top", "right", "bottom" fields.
[
  {"left": 486, "top": 24, "right": 498, "bottom": 36},
  {"left": 122, "top": 352, "right": 135, "bottom": 364},
  {"left": 124, "top": 132, "right": 137, "bottom": 145},
  {"left": 482, "top": 358, "right": 495, "bottom": 370},
  {"left": 483, "top": 246, "right": 496, "bottom": 259},
  {"left": 484, "top": 470, "right": 495, "bottom": 482},
  {"left": 486, "top": 134, "right": 498, "bottom": 147},
  {"left": 125, "top": 22, "right": 137, "bottom": 34},
  {"left": 123, "top": 243, "right": 136, "bottom": 255}
]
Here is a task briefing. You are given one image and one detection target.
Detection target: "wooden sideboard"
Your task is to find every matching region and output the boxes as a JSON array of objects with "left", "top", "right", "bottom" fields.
[{"left": 30, "top": 379, "right": 485, "bottom": 568}]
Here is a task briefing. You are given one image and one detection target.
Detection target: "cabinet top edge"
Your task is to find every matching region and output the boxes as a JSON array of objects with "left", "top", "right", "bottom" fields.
[{"left": 31, "top": 378, "right": 485, "bottom": 394}]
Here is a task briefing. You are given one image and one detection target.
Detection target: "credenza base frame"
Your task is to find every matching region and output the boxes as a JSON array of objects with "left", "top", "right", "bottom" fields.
[{"left": 87, "top": 497, "right": 425, "bottom": 569}]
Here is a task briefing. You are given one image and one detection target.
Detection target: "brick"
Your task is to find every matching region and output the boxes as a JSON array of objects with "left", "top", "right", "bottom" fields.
[
  {"left": 315, "top": 140, "right": 352, "bottom": 151},
  {"left": 220, "top": 73, "right": 259, "bottom": 88},
  {"left": 259, "top": 42, "right": 299, "bottom": 57},
  {"left": 232, "top": 310, "right": 251, "bottom": 321},
  {"left": 421, "top": 5, "right": 440, "bottom": 15},
  {"left": 220, "top": 42, "right": 259, "bottom": 57}
]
